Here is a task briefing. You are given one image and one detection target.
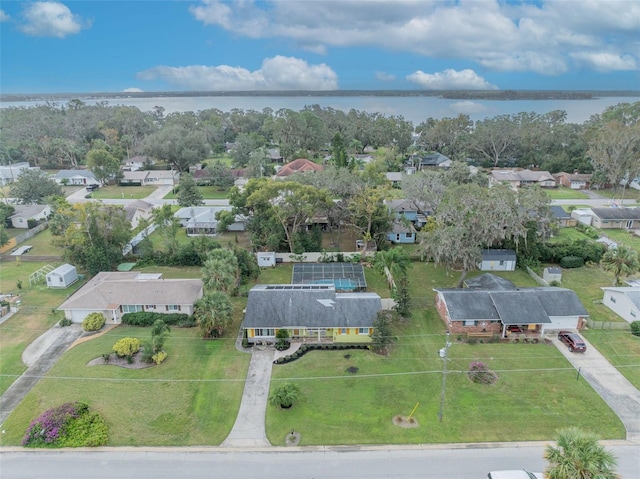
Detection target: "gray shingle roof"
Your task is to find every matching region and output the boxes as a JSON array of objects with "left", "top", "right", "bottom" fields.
[
  {"left": 436, "top": 287, "right": 587, "bottom": 325},
  {"left": 591, "top": 208, "right": 640, "bottom": 220},
  {"left": 464, "top": 273, "right": 517, "bottom": 291},
  {"left": 243, "top": 284, "right": 381, "bottom": 329},
  {"left": 481, "top": 249, "right": 516, "bottom": 261},
  {"left": 550, "top": 205, "right": 570, "bottom": 219}
]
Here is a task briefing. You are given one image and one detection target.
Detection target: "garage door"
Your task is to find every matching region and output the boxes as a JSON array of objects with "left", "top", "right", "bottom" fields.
[{"left": 545, "top": 316, "right": 579, "bottom": 331}]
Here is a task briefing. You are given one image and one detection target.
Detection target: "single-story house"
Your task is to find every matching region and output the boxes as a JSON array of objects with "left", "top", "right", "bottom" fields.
[
  {"left": 123, "top": 200, "right": 155, "bottom": 229},
  {"left": 385, "top": 172, "right": 403, "bottom": 187},
  {"left": 435, "top": 287, "right": 589, "bottom": 336},
  {"left": 267, "top": 148, "right": 284, "bottom": 162},
  {"left": 550, "top": 205, "right": 577, "bottom": 227},
  {"left": 601, "top": 287, "right": 640, "bottom": 324},
  {"left": 415, "top": 153, "right": 452, "bottom": 170},
  {"left": 554, "top": 172, "right": 592, "bottom": 190},
  {"left": 479, "top": 249, "right": 516, "bottom": 271},
  {"left": 46, "top": 263, "right": 79, "bottom": 289},
  {"left": 121, "top": 156, "right": 151, "bottom": 172},
  {"left": 57, "top": 272, "right": 203, "bottom": 323},
  {"left": 243, "top": 284, "right": 381, "bottom": 344},
  {"left": 174, "top": 206, "right": 246, "bottom": 235},
  {"left": 54, "top": 169, "right": 98, "bottom": 186},
  {"left": 8, "top": 204, "right": 51, "bottom": 229},
  {"left": 0, "top": 162, "right": 31, "bottom": 185},
  {"left": 590, "top": 208, "right": 640, "bottom": 230},
  {"left": 489, "top": 169, "right": 555, "bottom": 189},
  {"left": 120, "top": 170, "right": 179, "bottom": 186},
  {"left": 275, "top": 158, "right": 324, "bottom": 178}
]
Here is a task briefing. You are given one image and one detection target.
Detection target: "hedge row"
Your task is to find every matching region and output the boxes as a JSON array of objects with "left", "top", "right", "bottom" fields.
[
  {"left": 121, "top": 312, "right": 195, "bottom": 328},
  {"left": 273, "top": 343, "right": 370, "bottom": 364}
]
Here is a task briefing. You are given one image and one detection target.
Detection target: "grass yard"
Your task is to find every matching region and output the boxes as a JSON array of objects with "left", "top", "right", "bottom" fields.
[
  {"left": 545, "top": 188, "right": 590, "bottom": 200},
  {"left": 595, "top": 188, "right": 640, "bottom": 202},
  {"left": 597, "top": 229, "right": 640, "bottom": 253},
  {"left": 0, "top": 260, "right": 87, "bottom": 395},
  {"left": 163, "top": 186, "right": 230, "bottom": 200},
  {"left": 266, "top": 306, "right": 624, "bottom": 445},
  {"left": 581, "top": 329, "right": 640, "bottom": 390},
  {"left": 0, "top": 317, "right": 251, "bottom": 447},
  {"left": 89, "top": 185, "right": 157, "bottom": 200},
  {"left": 548, "top": 227, "right": 592, "bottom": 243},
  {"left": 9, "top": 228, "right": 65, "bottom": 257}
]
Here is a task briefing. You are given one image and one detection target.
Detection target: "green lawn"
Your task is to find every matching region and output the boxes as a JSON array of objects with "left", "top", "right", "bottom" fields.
[
  {"left": 0, "top": 260, "right": 87, "bottom": 395},
  {"left": 597, "top": 229, "right": 640, "bottom": 253},
  {"left": 595, "top": 188, "right": 640, "bottom": 201},
  {"left": 11, "top": 228, "right": 65, "bottom": 257},
  {"left": 0, "top": 319, "right": 250, "bottom": 447},
  {"left": 163, "top": 186, "right": 230, "bottom": 200},
  {"left": 89, "top": 185, "right": 157, "bottom": 200},
  {"left": 266, "top": 306, "right": 624, "bottom": 445},
  {"left": 545, "top": 188, "right": 590, "bottom": 200},
  {"left": 582, "top": 329, "right": 640, "bottom": 390}
]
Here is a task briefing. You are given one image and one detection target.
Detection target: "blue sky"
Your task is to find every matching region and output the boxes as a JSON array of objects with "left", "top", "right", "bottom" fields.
[{"left": 1, "top": 0, "right": 638, "bottom": 93}]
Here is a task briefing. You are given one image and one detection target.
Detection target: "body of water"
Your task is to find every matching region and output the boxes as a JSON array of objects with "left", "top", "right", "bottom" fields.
[{"left": 1, "top": 95, "right": 637, "bottom": 125}]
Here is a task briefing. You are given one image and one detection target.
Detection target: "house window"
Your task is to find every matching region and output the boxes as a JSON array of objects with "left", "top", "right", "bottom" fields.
[
  {"left": 631, "top": 311, "right": 637, "bottom": 318},
  {"left": 340, "top": 328, "right": 347, "bottom": 335},
  {"left": 166, "top": 305, "right": 180, "bottom": 311},
  {"left": 499, "top": 260, "right": 504, "bottom": 266},
  {"left": 254, "top": 328, "right": 274, "bottom": 337},
  {"left": 463, "top": 320, "right": 477, "bottom": 327},
  {"left": 358, "top": 327, "right": 369, "bottom": 335},
  {"left": 122, "top": 305, "right": 142, "bottom": 313},
  {"left": 405, "top": 233, "right": 412, "bottom": 239},
  {"left": 146, "top": 305, "right": 156, "bottom": 310},
  {"left": 59, "top": 277, "right": 63, "bottom": 283},
  {"left": 396, "top": 234, "right": 401, "bottom": 241},
  {"left": 610, "top": 296, "right": 616, "bottom": 303}
]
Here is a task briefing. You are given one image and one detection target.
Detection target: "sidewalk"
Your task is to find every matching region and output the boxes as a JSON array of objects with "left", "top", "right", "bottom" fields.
[{"left": 551, "top": 335, "right": 640, "bottom": 442}]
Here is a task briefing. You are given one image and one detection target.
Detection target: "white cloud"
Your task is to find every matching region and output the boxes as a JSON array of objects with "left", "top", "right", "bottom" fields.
[
  {"left": 123, "top": 88, "right": 144, "bottom": 93},
  {"left": 0, "top": 10, "right": 10, "bottom": 22},
  {"left": 570, "top": 52, "right": 637, "bottom": 72},
  {"left": 188, "top": 0, "right": 639, "bottom": 75},
  {"left": 449, "top": 101, "right": 487, "bottom": 115},
  {"left": 19, "top": 1, "right": 89, "bottom": 38},
  {"left": 407, "top": 69, "right": 497, "bottom": 90},
  {"left": 138, "top": 56, "right": 338, "bottom": 91},
  {"left": 376, "top": 71, "right": 395, "bottom": 82}
]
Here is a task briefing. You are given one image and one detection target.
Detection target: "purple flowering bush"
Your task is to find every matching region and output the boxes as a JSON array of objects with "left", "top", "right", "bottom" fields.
[
  {"left": 468, "top": 361, "right": 498, "bottom": 385},
  {"left": 22, "top": 402, "right": 108, "bottom": 448}
]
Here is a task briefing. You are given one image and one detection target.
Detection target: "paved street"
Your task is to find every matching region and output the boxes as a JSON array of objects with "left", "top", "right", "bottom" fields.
[{"left": 1, "top": 443, "right": 638, "bottom": 479}]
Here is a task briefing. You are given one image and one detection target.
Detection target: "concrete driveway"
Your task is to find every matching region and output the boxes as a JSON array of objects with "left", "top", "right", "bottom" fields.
[{"left": 551, "top": 334, "right": 640, "bottom": 442}]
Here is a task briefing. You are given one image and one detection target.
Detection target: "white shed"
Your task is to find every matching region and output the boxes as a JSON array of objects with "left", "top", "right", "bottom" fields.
[
  {"left": 543, "top": 267, "right": 562, "bottom": 284},
  {"left": 570, "top": 208, "right": 594, "bottom": 226},
  {"left": 479, "top": 249, "right": 516, "bottom": 272},
  {"left": 46, "top": 264, "right": 79, "bottom": 289},
  {"left": 256, "top": 252, "right": 276, "bottom": 267}
]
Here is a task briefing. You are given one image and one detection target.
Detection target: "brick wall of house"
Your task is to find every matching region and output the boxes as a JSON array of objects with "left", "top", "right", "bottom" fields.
[{"left": 435, "top": 291, "right": 503, "bottom": 335}]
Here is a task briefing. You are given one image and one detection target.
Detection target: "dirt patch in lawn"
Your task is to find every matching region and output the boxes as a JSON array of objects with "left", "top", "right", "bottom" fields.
[{"left": 392, "top": 415, "right": 419, "bottom": 428}]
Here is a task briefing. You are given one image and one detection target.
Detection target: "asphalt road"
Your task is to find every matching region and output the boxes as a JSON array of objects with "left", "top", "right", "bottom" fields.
[{"left": 1, "top": 443, "right": 638, "bottom": 479}]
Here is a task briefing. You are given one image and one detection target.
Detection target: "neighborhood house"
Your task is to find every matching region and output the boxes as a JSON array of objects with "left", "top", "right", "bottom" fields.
[
  {"left": 589, "top": 208, "right": 640, "bottom": 230},
  {"left": 8, "top": 204, "right": 51, "bottom": 229},
  {"left": 58, "top": 272, "right": 203, "bottom": 323},
  {"left": 435, "top": 286, "right": 589, "bottom": 337},
  {"left": 601, "top": 287, "right": 640, "bottom": 324},
  {"left": 243, "top": 284, "right": 381, "bottom": 344}
]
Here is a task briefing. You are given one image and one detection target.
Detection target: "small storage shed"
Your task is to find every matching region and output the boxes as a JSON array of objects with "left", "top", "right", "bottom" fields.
[
  {"left": 543, "top": 267, "right": 562, "bottom": 284},
  {"left": 46, "top": 264, "right": 79, "bottom": 289},
  {"left": 479, "top": 249, "right": 516, "bottom": 272},
  {"left": 256, "top": 252, "right": 276, "bottom": 267}
]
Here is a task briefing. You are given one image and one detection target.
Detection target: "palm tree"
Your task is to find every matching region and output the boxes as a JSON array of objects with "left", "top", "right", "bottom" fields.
[
  {"left": 268, "top": 383, "right": 301, "bottom": 409},
  {"left": 544, "top": 427, "right": 619, "bottom": 479},
  {"left": 374, "top": 247, "right": 412, "bottom": 291},
  {"left": 150, "top": 319, "right": 171, "bottom": 353},
  {"left": 194, "top": 291, "right": 233, "bottom": 338},
  {"left": 201, "top": 250, "right": 240, "bottom": 294},
  {"left": 600, "top": 245, "right": 640, "bottom": 286}
]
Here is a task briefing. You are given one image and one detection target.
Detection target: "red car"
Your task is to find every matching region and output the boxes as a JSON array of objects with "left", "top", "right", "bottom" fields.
[{"left": 558, "top": 331, "right": 587, "bottom": 353}]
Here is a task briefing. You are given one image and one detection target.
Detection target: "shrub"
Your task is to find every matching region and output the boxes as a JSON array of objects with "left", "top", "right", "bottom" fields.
[
  {"left": 560, "top": 255, "right": 585, "bottom": 268},
  {"left": 112, "top": 337, "right": 141, "bottom": 357},
  {"left": 631, "top": 321, "right": 640, "bottom": 337},
  {"left": 59, "top": 317, "right": 72, "bottom": 327},
  {"left": 22, "top": 402, "right": 108, "bottom": 448},
  {"left": 121, "top": 312, "right": 194, "bottom": 327},
  {"left": 151, "top": 351, "right": 167, "bottom": 365},
  {"left": 269, "top": 383, "right": 301, "bottom": 409},
  {"left": 468, "top": 361, "right": 498, "bottom": 385},
  {"left": 82, "top": 313, "right": 106, "bottom": 332}
]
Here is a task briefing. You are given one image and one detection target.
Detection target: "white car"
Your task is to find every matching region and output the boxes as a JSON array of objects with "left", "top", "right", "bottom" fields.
[{"left": 487, "top": 471, "right": 544, "bottom": 479}]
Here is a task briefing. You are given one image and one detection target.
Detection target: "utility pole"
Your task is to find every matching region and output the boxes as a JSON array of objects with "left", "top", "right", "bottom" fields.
[{"left": 438, "top": 330, "right": 451, "bottom": 423}]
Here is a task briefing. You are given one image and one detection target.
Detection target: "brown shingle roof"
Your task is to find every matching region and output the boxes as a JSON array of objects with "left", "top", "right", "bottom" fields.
[{"left": 276, "top": 159, "right": 324, "bottom": 177}]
